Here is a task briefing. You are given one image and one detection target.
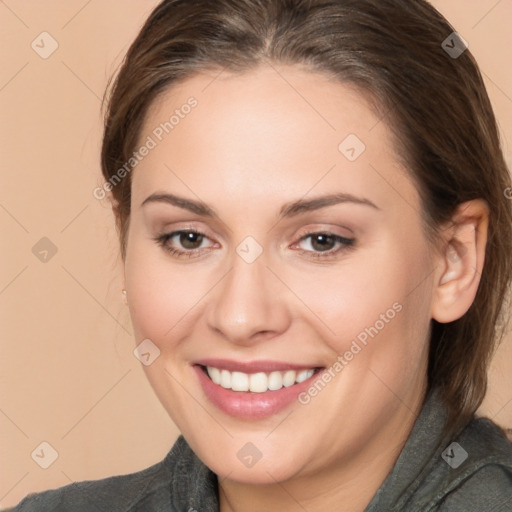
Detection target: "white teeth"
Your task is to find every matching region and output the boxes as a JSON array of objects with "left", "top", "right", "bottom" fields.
[
  {"left": 205, "top": 366, "right": 316, "bottom": 392},
  {"left": 231, "top": 371, "right": 249, "bottom": 391},
  {"left": 282, "top": 370, "right": 296, "bottom": 387},
  {"left": 296, "top": 369, "right": 314, "bottom": 383},
  {"left": 268, "top": 371, "right": 283, "bottom": 390},
  {"left": 220, "top": 369, "right": 231, "bottom": 389},
  {"left": 207, "top": 366, "right": 221, "bottom": 385},
  {"left": 249, "top": 372, "right": 268, "bottom": 393}
]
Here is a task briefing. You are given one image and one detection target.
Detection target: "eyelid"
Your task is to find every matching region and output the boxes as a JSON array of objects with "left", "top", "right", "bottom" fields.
[
  {"left": 159, "top": 228, "right": 217, "bottom": 247},
  {"left": 294, "top": 223, "right": 355, "bottom": 239},
  {"left": 290, "top": 231, "right": 355, "bottom": 256},
  {"left": 164, "top": 218, "right": 221, "bottom": 237},
  {"left": 153, "top": 229, "right": 218, "bottom": 260},
  {"left": 295, "top": 232, "right": 354, "bottom": 245}
]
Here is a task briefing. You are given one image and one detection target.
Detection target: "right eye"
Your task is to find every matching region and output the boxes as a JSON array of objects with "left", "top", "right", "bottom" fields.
[{"left": 153, "top": 230, "right": 216, "bottom": 259}]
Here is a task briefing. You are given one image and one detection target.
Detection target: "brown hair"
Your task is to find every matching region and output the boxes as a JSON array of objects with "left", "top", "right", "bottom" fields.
[{"left": 101, "top": 0, "right": 512, "bottom": 436}]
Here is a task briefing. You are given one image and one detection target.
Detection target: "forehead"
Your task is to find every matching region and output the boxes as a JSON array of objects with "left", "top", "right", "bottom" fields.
[{"left": 131, "top": 64, "right": 416, "bottom": 214}]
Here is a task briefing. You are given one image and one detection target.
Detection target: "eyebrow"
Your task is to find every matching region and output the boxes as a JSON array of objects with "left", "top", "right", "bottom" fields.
[
  {"left": 279, "top": 193, "right": 380, "bottom": 217},
  {"left": 141, "top": 192, "right": 380, "bottom": 219},
  {"left": 141, "top": 192, "right": 218, "bottom": 218}
]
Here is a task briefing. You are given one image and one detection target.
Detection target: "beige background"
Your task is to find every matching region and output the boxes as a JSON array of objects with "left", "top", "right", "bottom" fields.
[{"left": 0, "top": 1, "right": 511, "bottom": 507}]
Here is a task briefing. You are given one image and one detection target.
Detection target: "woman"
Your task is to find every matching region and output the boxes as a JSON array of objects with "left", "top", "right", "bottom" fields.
[{"left": 8, "top": 0, "right": 512, "bottom": 510}]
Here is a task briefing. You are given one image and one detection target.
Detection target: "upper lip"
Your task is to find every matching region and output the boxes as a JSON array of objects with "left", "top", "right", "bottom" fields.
[{"left": 193, "top": 358, "right": 323, "bottom": 373}]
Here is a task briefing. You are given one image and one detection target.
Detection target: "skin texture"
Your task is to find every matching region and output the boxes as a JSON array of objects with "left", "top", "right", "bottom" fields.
[{"left": 121, "top": 64, "right": 488, "bottom": 512}]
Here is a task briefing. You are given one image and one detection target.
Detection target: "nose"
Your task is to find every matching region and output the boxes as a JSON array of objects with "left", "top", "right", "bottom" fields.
[{"left": 206, "top": 252, "right": 291, "bottom": 346}]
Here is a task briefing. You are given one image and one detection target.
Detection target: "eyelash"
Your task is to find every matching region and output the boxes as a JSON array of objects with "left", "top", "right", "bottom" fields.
[
  {"left": 153, "top": 230, "right": 212, "bottom": 260},
  {"left": 153, "top": 229, "right": 355, "bottom": 260}
]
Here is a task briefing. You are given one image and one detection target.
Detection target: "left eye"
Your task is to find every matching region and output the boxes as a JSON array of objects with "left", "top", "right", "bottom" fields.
[{"left": 295, "top": 232, "right": 355, "bottom": 253}]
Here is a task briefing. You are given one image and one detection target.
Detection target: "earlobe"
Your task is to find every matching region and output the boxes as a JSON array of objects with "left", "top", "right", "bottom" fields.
[
  {"left": 121, "top": 269, "right": 127, "bottom": 305},
  {"left": 431, "top": 200, "right": 488, "bottom": 323}
]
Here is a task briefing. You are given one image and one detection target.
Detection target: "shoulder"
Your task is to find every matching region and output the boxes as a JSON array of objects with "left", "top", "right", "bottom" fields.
[
  {"left": 5, "top": 459, "right": 171, "bottom": 512},
  {"left": 430, "top": 418, "right": 512, "bottom": 512},
  {"left": 3, "top": 437, "right": 203, "bottom": 512},
  {"left": 367, "top": 389, "right": 512, "bottom": 512},
  {"left": 437, "top": 464, "right": 512, "bottom": 511}
]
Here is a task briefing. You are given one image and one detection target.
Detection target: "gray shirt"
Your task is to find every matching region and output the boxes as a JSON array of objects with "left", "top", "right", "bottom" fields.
[{"left": 5, "top": 388, "right": 512, "bottom": 511}]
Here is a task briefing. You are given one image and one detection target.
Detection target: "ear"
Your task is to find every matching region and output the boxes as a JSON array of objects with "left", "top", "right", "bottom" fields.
[{"left": 431, "top": 200, "right": 489, "bottom": 323}]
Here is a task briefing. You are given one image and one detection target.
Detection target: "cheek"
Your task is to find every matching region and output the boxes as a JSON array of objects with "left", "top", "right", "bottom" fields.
[
  {"left": 123, "top": 246, "right": 215, "bottom": 429},
  {"left": 124, "top": 244, "right": 211, "bottom": 345},
  {"left": 286, "top": 236, "right": 434, "bottom": 368}
]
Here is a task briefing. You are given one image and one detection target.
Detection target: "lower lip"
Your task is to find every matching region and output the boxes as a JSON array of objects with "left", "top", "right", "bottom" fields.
[{"left": 194, "top": 365, "right": 321, "bottom": 420}]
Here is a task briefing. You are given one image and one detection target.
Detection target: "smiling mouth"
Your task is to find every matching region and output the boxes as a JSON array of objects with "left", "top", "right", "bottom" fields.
[{"left": 199, "top": 365, "right": 323, "bottom": 393}]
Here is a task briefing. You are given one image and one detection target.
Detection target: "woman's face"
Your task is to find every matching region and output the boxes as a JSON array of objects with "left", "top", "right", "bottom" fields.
[{"left": 123, "top": 64, "right": 438, "bottom": 484}]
